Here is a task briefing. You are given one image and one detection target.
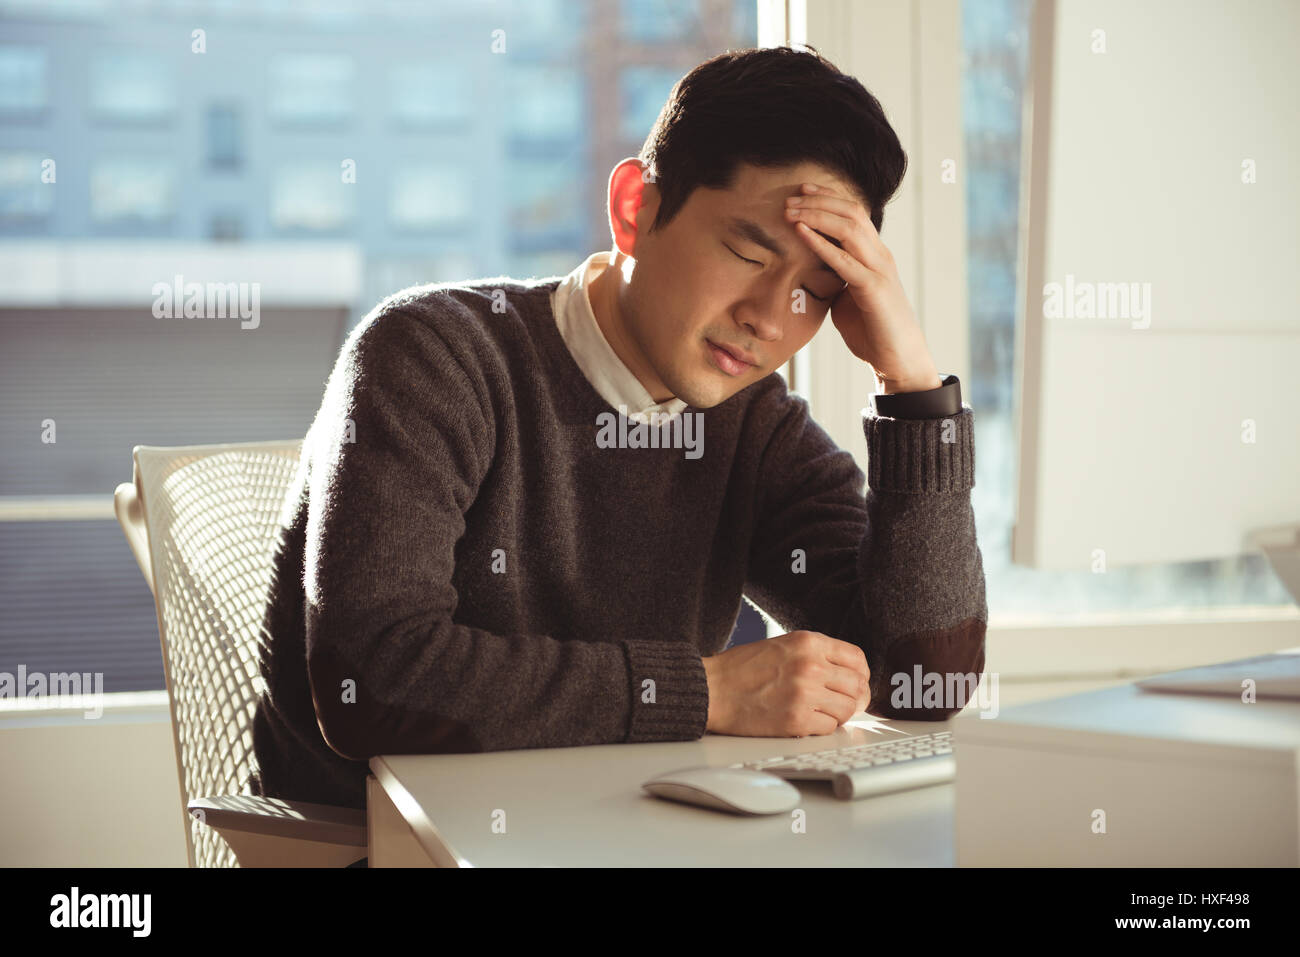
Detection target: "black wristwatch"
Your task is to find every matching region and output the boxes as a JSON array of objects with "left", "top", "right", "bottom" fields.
[{"left": 870, "top": 373, "right": 962, "bottom": 419}]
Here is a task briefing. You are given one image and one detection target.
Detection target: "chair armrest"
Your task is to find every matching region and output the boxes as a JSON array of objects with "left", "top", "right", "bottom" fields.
[
  {"left": 188, "top": 795, "right": 366, "bottom": 847},
  {"left": 114, "top": 480, "right": 155, "bottom": 596}
]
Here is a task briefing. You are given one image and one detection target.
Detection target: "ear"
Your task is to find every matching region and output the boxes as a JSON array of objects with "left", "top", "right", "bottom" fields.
[{"left": 607, "top": 159, "right": 657, "bottom": 258}]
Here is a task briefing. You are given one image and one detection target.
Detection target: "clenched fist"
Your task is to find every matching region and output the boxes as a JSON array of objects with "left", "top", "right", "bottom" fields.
[{"left": 702, "top": 630, "right": 872, "bottom": 737}]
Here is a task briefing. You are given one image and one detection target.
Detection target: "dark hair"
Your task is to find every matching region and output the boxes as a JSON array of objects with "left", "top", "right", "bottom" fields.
[{"left": 637, "top": 45, "right": 907, "bottom": 235}]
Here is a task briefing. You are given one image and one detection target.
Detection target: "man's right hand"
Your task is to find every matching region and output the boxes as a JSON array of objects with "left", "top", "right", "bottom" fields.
[{"left": 701, "top": 630, "right": 872, "bottom": 737}]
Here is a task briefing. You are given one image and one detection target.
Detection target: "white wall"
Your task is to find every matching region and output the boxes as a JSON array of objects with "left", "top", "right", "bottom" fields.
[{"left": 0, "top": 695, "right": 188, "bottom": 867}]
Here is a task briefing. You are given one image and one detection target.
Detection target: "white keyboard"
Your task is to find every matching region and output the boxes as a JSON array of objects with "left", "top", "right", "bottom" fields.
[{"left": 730, "top": 731, "right": 955, "bottom": 800}]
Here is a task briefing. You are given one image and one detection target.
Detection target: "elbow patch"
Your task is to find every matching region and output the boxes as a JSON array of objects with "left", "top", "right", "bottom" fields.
[{"left": 868, "top": 618, "right": 988, "bottom": 720}]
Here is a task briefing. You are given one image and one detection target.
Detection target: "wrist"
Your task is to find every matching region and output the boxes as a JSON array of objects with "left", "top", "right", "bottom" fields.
[{"left": 702, "top": 655, "right": 721, "bottom": 731}]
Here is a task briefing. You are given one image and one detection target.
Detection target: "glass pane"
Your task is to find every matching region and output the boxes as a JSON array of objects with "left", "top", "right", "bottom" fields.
[
  {"left": 619, "top": 66, "right": 681, "bottom": 143},
  {"left": 268, "top": 53, "right": 354, "bottom": 124},
  {"left": 506, "top": 63, "right": 583, "bottom": 143},
  {"left": 390, "top": 62, "right": 473, "bottom": 127},
  {"left": 89, "top": 51, "right": 174, "bottom": 121},
  {"left": 620, "top": 0, "right": 699, "bottom": 42},
  {"left": 0, "top": 0, "right": 763, "bottom": 686},
  {"left": 0, "top": 45, "right": 47, "bottom": 114},
  {"left": 270, "top": 162, "right": 353, "bottom": 230},
  {"left": 960, "top": 0, "right": 1289, "bottom": 618},
  {"left": 206, "top": 104, "right": 241, "bottom": 169},
  {"left": 89, "top": 158, "right": 174, "bottom": 223},
  {"left": 389, "top": 165, "right": 472, "bottom": 230},
  {"left": 0, "top": 151, "right": 53, "bottom": 221}
]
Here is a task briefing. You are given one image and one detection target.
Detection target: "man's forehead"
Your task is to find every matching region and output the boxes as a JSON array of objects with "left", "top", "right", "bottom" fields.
[
  {"left": 719, "top": 211, "right": 846, "bottom": 281},
  {"left": 732, "top": 160, "right": 851, "bottom": 194}
]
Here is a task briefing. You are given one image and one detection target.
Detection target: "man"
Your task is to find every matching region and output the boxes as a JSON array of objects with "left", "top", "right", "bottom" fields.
[{"left": 249, "top": 45, "right": 986, "bottom": 813}]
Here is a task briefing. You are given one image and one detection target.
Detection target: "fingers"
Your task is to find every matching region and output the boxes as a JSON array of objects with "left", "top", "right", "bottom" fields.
[
  {"left": 805, "top": 708, "right": 843, "bottom": 736},
  {"left": 778, "top": 631, "right": 874, "bottom": 734},
  {"left": 823, "top": 662, "right": 872, "bottom": 713},
  {"left": 811, "top": 685, "right": 861, "bottom": 728},
  {"left": 787, "top": 188, "right": 892, "bottom": 275},
  {"left": 790, "top": 183, "right": 882, "bottom": 241},
  {"left": 815, "top": 635, "right": 871, "bottom": 717},
  {"left": 793, "top": 213, "right": 891, "bottom": 277},
  {"left": 818, "top": 634, "right": 870, "bottom": 674}
]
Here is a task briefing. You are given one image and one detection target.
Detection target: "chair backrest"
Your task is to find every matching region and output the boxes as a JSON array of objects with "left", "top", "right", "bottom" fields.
[{"left": 130, "top": 439, "right": 303, "bottom": 868}]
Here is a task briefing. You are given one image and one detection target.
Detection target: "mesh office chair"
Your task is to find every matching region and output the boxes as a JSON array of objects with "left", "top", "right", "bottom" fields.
[{"left": 114, "top": 440, "right": 367, "bottom": 867}]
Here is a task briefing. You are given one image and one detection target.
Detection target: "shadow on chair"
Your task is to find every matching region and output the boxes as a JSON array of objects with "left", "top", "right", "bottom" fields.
[{"left": 114, "top": 439, "right": 367, "bottom": 867}]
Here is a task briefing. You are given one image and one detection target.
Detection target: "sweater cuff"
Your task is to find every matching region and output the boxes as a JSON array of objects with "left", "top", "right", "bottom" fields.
[
  {"left": 862, "top": 405, "right": 975, "bottom": 493},
  {"left": 622, "top": 639, "right": 710, "bottom": 742},
  {"left": 871, "top": 373, "right": 962, "bottom": 419}
]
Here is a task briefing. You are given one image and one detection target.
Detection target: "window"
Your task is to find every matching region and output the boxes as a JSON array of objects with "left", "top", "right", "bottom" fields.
[
  {"left": 390, "top": 63, "right": 473, "bottom": 128},
  {"left": 730, "top": 0, "right": 758, "bottom": 40},
  {"left": 0, "top": 45, "right": 47, "bottom": 117},
  {"left": 88, "top": 51, "right": 174, "bottom": 122},
  {"left": 506, "top": 64, "right": 583, "bottom": 144},
  {"left": 618, "top": 66, "right": 680, "bottom": 143},
  {"left": 268, "top": 54, "right": 354, "bottom": 125},
  {"left": 208, "top": 210, "right": 243, "bottom": 241},
  {"left": 960, "top": 0, "right": 1289, "bottom": 617},
  {"left": 389, "top": 165, "right": 472, "bottom": 231},
  {"left": 619, "top": 0, "right": 699, "bottom": 43},
  {"left": 0, "top": 151, "right": 53, "bottom": 222},
  {"left": 206, "top": 104, "right": 242, "bottom": 169},
  {"left": 0, "top": 1, "right": 764, "bottom": 697},
  {"left": 89, "top": 158, "right": 174, "bottom": 224},
  {"left": 506, "top": 155, "right": 584, "bottom": 239},
  {"left": 270, "top": 162, "right": 354, "bottom": 231},
  {"left": 500, "top": 0, "right": 588, "bottom": 56}
]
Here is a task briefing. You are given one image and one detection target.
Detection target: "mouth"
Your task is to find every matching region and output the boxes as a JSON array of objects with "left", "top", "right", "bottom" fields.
[{"left": 705, "top": 339, "right": 757, "bottom": 376}]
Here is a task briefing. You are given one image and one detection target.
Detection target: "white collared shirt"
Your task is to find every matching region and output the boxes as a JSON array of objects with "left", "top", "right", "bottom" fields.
[{"left": 550, "top": 251, "right": 688, "bottom": 425}]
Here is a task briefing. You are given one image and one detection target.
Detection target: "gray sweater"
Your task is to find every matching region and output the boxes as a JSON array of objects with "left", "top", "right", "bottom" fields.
[{"left": 249, "top": 276, "right": 987, "bottom": 811}]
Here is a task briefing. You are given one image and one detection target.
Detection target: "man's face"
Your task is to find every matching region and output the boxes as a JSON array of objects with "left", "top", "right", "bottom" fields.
[{"left": 617, "top": 160, "right": 855, "bottom": 409}]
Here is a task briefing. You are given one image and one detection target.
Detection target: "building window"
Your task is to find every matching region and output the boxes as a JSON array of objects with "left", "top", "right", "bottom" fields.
[
  {"left": 389, "top": 165, "right": 471, "bottom": 231},
  {"left": 89, "top": 158, "right": 174, "bottom": 224},
  {"left": 88, "top": 51, "right": 174, "bottom": 123},
  {"left": 506, "top": 155, "right": 584, "bottom": 239},
  {"left": 499, "top": 0, "right": 587, "bottom": 56},
  {"left": 0, "top": 152, "right": 53, "bottom": 222},
  {"left": 208, "top": 211, "right": 243, "bottom": 241},
  {"left": 619, "top": 66, "right": 681, "bottom": 143},
  {"left": 390, "top": 63, "right": 472, "bottom": 128},
  {"left": 206, "top": 104, "right": 242, "bottom": 169},
  {"left": 731, "top": 0, "right": 758, "bottom": 41},
  {"left": 0, "top": 46, "right": 48, "bottom": 117},
  {"left": 269, "top": 54, "right": 354, "bottom": 125},
  {"left": 270, "top": 162, "right": 353, "bottom": 231},
  {"left": 506, "top": 64, "right": 583, "bottom": 144},
  {"left": 619, "top": 0, "right": 699, "bottom": 43}
]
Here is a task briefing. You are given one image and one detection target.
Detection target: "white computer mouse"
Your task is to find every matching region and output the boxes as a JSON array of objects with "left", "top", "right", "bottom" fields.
[{"left": 641, "top": 765, "right": 801, "bottom": 815}]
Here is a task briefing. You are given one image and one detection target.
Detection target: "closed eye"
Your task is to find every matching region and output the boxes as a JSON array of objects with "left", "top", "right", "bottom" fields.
[{"left": 724, "top": 243, "right": 832, "bottom": 303}]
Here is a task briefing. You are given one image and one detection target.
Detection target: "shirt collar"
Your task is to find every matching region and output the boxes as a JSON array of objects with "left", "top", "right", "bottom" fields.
[{"left": 550, "top": 251, "right": 688, "bottom": 424}]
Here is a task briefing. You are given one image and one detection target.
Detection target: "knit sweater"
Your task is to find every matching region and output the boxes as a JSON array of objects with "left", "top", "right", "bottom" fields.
[{"left": 248, "top": 275, "right": 988, "bottom": 811}]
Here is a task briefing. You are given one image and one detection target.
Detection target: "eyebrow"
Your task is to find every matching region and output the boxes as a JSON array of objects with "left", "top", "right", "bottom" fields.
[{"left": 723, "top": 215, "right": 845, "bottom": 282}]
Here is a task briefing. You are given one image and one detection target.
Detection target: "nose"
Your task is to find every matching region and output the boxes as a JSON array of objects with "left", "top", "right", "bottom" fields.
[{"left": 735, "top": 278, "right": 792, "bottom": 344}]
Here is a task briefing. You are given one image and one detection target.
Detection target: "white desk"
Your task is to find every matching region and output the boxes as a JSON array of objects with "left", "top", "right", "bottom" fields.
[{"left": 366, "top": 715, "right": 954, "bottom": 867}]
